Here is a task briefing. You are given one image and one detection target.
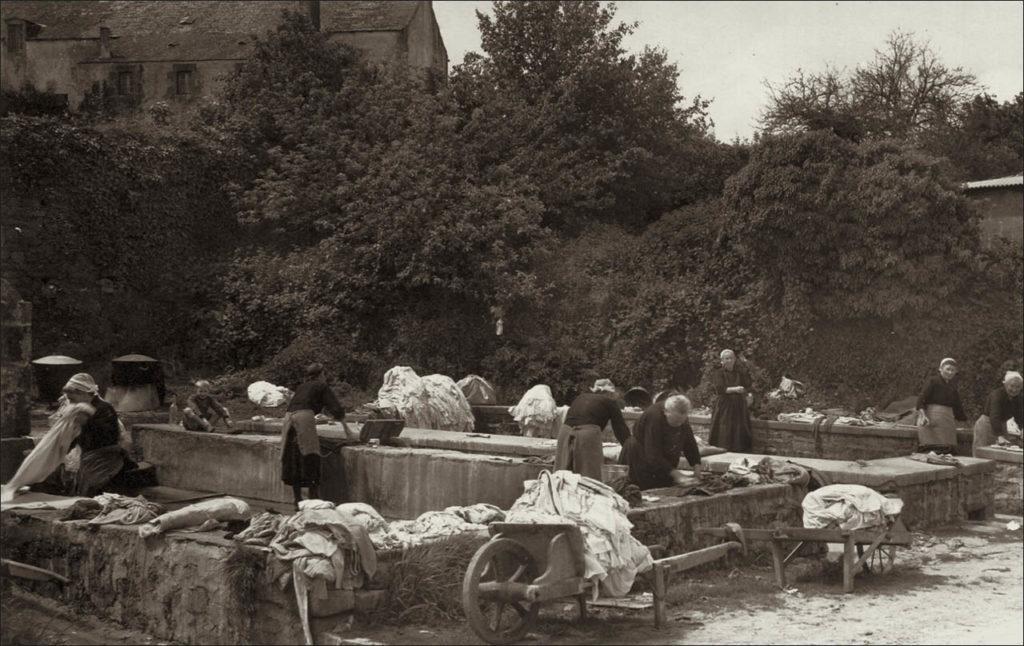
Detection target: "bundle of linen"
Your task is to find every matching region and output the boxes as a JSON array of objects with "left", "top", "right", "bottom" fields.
[
  {"left": 374, "top": 366, "right": 474, "bottom": 433},
  {"left": 505, "top": 470, "right": 653, "bottom": 598},
  {"left": 138, "top": 496, "right": 252, "bottom": 537},
  {"left": 802, "top": 484, "right": 903, "bottom": 531},
  {"left": 509, "top": 384, "right": 567, "bottom": 438}
]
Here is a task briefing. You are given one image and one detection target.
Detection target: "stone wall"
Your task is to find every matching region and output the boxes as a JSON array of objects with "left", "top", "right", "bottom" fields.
[
  {"left": 975, "top": 446, "right": 1023, "bottom": 515},
  {"left": 132, "top": 425, "right": 548, "bottom": 517},
  {"left": 628, "top": 483, "right": 804, "bottom": 557},
  {"left": 0, "top": 510, "right": 395, "bottom": 644}
]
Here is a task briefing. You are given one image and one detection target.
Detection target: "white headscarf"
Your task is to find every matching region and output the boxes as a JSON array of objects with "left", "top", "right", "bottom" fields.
[
  {"left": 1004, "top": 371, "right": 1023, "bottom": 385},
  {"left": 63, "top": 372, "right": 98, "bottom": 395}
]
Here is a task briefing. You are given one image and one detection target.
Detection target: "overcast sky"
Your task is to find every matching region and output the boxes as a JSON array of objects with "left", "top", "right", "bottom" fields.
[{"left": 433, "top": 1, "right": 1024, "bottom": 142}]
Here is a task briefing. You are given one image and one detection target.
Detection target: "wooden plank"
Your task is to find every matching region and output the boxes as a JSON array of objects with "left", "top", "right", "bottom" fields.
[
  {"left": 697, "top": 525, "right": 910, "bottom": 546},
  {"left": 653, "top": 542, "right": 743, "bottom": 575}
]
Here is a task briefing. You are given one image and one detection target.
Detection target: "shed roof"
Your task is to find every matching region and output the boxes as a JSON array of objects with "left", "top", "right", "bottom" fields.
[
  {"left": 963, "top": 175, "right": 1024, "bottom": 191},
  {"left": 1, "top": 1, "right": 420, "bottom": 40}
]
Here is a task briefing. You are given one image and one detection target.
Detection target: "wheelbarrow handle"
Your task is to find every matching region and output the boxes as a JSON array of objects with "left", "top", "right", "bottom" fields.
[{"left": 1, "top": 559, "right": 69, "bottom": 585}]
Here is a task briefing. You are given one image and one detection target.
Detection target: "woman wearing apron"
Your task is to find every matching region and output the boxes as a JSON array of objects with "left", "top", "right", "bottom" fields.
[
  {"left": 915, "top": 358, "right": 968, "bottom": 454},
  {"left": 280, "top": 362, "right": 345, "bottom": 507}
]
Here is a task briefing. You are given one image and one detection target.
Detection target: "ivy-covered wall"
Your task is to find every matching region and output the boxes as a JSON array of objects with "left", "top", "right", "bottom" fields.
[{"left": 0, "top": 115, "right": 245, "bottom": 368}]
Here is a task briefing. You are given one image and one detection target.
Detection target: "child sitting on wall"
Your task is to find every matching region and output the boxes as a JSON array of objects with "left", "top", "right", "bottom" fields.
[{"left": 182, "top": 379, "right": 232, "bottom": 433}]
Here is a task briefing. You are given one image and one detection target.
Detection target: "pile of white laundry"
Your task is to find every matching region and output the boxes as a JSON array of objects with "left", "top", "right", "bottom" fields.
[
  {"left": 247, "top": 381, "right": 293, "bottom": 408},
  {"left": 509, "top": 384, "right": 568, "bottom": 439},
  {"left": 802, "top": 484, "right": 903, "bottom": 531},
  {"left": 374, "top": 367, "right": 474, "bottom": 433},
  {"left": 505, "top": 470, "right": 653, "bottom": 598}
]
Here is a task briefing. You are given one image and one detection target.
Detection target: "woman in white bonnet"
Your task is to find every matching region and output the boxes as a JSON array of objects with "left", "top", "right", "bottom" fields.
[
  {"left": 972, "top": 370, "right": 1024, "bottom": 454},
  {"left": 915, "top": 358, "right": 968, "bottom": 454}
]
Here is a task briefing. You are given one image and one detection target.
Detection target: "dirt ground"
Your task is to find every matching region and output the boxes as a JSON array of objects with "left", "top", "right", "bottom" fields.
[{"left": 2, "top": 515, "right": 1021, "bottom": 646}]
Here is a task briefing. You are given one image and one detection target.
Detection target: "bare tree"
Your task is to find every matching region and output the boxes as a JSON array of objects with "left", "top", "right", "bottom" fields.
[{"left": 761, "top": 30, "right": 979, "bottom": 142}]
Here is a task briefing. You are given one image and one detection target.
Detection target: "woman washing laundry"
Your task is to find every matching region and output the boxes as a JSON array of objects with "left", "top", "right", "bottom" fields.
[
  {"left": 280, "top": 362, "right": 346, "bottom": 508},
  {"left": 555, "top": 378, "right": 630, "bottom": 481},
  {"left": 618, "top": 394, "right": 702, "bottom": 490},
  {"left": 2, "top": 373, "right": 136, "bottom": 501},
  {"left": 916, "top": 358, "right": 968, "bottom": 455},
  {"left": 973, "top": 371, "right": 1023, "bottom": 455}
]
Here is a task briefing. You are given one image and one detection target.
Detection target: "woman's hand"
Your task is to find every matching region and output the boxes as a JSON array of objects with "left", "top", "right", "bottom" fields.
[
  {"left": 916, "top": 410, "right": 930, "bottom": 427},
  {"left": 728, "top": 386, "right": 746, "bottom": 395}
]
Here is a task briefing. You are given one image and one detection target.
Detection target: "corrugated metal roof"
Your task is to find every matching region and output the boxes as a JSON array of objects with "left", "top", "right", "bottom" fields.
[
  {"left": 963, "top": 175, "right": 1024, "bottom": 190},
  {"left": 1, "top": 1, "right": 420, "bottom": 40}
]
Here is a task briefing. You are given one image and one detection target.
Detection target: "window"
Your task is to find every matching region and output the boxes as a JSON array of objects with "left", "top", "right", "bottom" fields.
[
  {"left": 175, "top": 69, "right": 191, "bottom": 95},
  {"left": 6, "top": 23, "right": 26, "bottom": 53},
  {"left": 116, "top": 71, "right": 132, "bottom": 96}
]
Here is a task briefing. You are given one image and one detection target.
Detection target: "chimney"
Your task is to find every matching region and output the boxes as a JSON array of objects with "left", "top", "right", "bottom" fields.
[
  {"left": 99, "top": 26, "right": 111, "bottom": 58},
  {"left": 306, "top": 0, "right": 320, "bottom": 31}
]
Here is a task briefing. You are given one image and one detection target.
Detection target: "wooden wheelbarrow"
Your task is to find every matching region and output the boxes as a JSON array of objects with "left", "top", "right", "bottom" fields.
[
  {"left": 696, "top": 517, "right": 912, "bottom": 593},
  {"left": 461, "top": 522, "right": 750, "bottom": 643}
]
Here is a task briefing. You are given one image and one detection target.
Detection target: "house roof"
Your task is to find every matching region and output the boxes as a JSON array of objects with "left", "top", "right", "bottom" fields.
[
  {"left": 1, "top": 1, "right": 421, "bottom": 40},
  {"left": 963, "top": 175, "right": 1024, "bottom": 191}
]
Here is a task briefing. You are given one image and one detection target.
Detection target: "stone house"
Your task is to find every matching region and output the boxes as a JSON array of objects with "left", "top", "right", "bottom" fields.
[
  {"left": 963, "top": 174, "right": 1024, "bottom": 248},
  {"left": 0, "top": 0, "right": 448, "bottom": 113}
]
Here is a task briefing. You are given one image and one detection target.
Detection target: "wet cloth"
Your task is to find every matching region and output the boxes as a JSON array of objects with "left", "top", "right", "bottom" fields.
[
  {"left": 909, "top": 451, "right": 962, "bottom": 467},
  {"left": 802, "top": 484, "right": 903, "bottom": 531},
  {"left": 88, "top": 493, "right": 164, "bottom": 525},
  {"left": 618, "top": 400, "right": 702, "bottom": 490},
  {"left": 2, "top": 402, "right": 92, "bottom": 502},
  {"left": 555, "top": 424, "right": 604, "bottom": 480},
  {"left": 233, "top": 511, "right": 286, "bottom": 546},
  {"left": 918, "top": 404, "right": 958, "bottom": 451},
  {"left": 139, "top": 496, "right": 251, "bottom": 537},
  {"left": 709, "top": 367, "right": 753, "bottom": 452},
  {"left": 506, "top": 470, "right": 653, "bottom": 598},
  {"left": 281, "top": 410, "right": 320, "bottom": 487}
]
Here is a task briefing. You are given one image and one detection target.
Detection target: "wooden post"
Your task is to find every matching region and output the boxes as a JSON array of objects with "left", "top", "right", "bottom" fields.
[
  {"left": 653, "top": 564, "right": 667, "bottom": 629},
  {"left": 769, "top": 540, "right": 786, "bottom": 589},
  {"left": 843, "top": 535, "right": 856, "bottom": 593}
]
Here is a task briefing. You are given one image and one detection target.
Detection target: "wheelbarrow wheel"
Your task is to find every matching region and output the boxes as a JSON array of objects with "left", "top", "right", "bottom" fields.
[{"left": 462, "top": 537, "right": 540, "bottom": 644}]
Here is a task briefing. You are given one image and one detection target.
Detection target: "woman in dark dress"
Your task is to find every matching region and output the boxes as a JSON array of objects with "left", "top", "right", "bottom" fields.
[
  {"left": 972, "top": 371, "right": 1023, "bottom": 454},
  {"left": 708, "top": 349, "right": 753, "bottom": 452},
  {"left": 280, "top": 362, "right": 345, "bottom": 507},
  {"left": 618, "top": 395, "right": 702, "bottom": 490},
  {"left": 52, "top": 373, "right": 134, "bottom": 496},
  {"left": 916, "top": 357, "right": 967, "bottom": 454}
]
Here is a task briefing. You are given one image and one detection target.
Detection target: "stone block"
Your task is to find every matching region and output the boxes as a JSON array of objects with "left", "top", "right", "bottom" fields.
[{"left": 0, "top": 436, "right": 34, "bottom": 480}]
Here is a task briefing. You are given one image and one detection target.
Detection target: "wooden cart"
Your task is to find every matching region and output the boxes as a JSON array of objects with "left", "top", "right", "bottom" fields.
[
  {"left": 461, "top": 522, "right": 747, "bottom": 643},
  {"left": 696, "top": 518, "right": 912, "bottom": 593}
]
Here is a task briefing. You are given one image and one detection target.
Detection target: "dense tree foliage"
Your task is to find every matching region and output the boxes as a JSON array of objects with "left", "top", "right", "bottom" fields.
[
  {"left": 450, "top": 1, "right": 734, "bottom": 232},
  {"left": 924, "top": 92, "right": 1024, "bottom": 181},
  {"left": 200, "top": 13, "right": 550, "bottom": 384}
]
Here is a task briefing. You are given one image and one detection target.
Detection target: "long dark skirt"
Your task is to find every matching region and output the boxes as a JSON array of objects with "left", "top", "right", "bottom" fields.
[
  {"left": 281, "top": 428, "right": 321, "bottom": 487},
  {"left": 554, "top": 424, "right": 603, "bottom": 481},
  {"left": 34, "top": 445, "right": 132, "bottom": 497},
  {"left": 709, "top": 395, "right": 752, "bottom": 452}
]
